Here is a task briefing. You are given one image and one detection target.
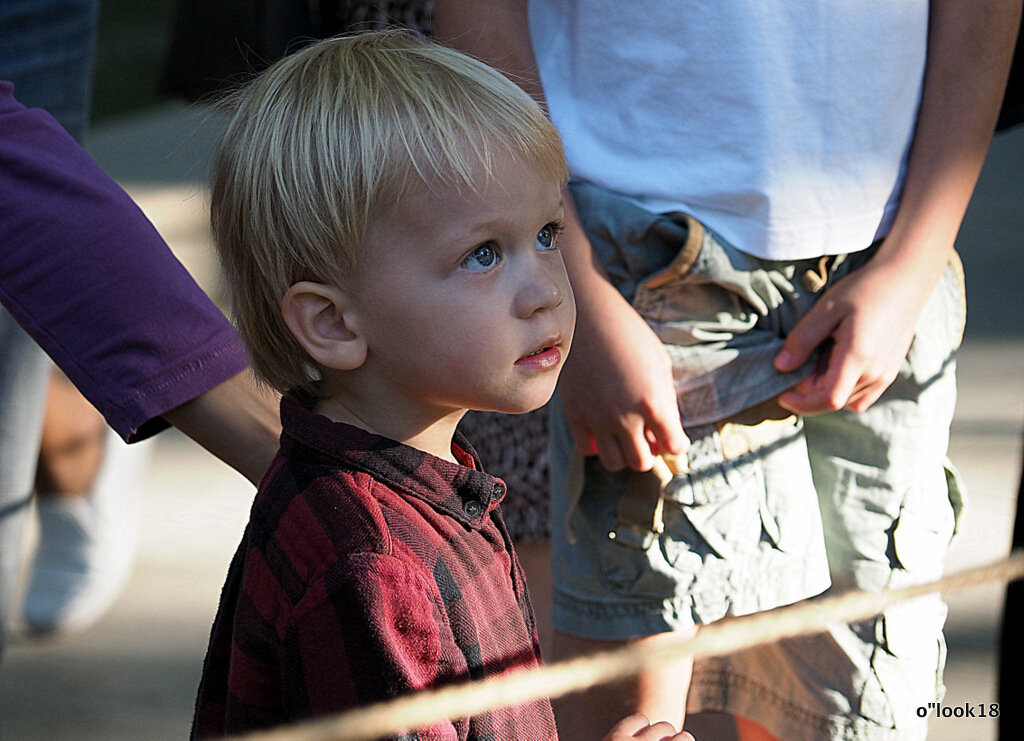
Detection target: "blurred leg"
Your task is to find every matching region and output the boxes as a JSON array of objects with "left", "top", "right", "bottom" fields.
[
  {"left": 0, "top": 0, "right": 141, "bottom": 638},
  {"left": 34, "top": 374, "right": 106, "bottom": 496},
  {"left": 0, "top": 0, "right": 100, "bottom": 141},
  {"left": 24, "top": 374, "right": 147, "bottom": 634}
]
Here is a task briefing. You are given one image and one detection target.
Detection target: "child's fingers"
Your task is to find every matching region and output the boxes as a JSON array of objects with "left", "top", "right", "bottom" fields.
[
  {"left": 601, "top": 713, "right": 650, "bottom": 739},
  {"left": 632, "top": 720, "right": 688, "bottom": 740},
  {"left": 645, "top": 409, "right": 689, "bottom": 459},
  {"left": 778, "top": 333, "right": 861, "bottom": 415},
  {"left": 592, "top": 417, "right": 659, "bottom": 472},
  {"left": 602, "top": 714, "right": 694, "bottom": 741},
  {"left": 774, "top": 308, "right": 838, "bottom": 373}
]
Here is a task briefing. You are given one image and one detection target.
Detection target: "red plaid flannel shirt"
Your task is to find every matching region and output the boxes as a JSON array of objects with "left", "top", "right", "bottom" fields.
[{"left": 192, "top": 398, "right": 557, "bottom": 739}]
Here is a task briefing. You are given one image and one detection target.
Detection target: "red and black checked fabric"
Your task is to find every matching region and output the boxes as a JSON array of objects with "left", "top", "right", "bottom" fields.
[{"left": 192, "top": 398, "right": 557, "bottom": 739}]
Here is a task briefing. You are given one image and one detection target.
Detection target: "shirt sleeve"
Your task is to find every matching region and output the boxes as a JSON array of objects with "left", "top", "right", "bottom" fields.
[
  {"left": 0, "top": 80, "right": 248, "bottom": 442},
  {"left": 284, "top": 553, "right": 465, "bottom": 740}
]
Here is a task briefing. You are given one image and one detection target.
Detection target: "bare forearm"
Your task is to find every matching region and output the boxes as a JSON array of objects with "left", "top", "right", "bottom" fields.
[
  {"left": 163, "top": 370, "right": 281, "bottom": 485},
  {"left": 878, "top": 0, "right": 1021, "bottom": 277}
]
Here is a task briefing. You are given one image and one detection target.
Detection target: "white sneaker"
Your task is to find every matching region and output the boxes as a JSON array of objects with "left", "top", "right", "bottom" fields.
[{"left": 23, "top": 429, "right": 149, "bottom": 635}]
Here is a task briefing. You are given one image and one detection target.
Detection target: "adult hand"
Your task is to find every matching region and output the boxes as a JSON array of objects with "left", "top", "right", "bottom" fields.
[
  {"left": 603, "top": 713, "right": 696, "bottom": 741},
  {"left": 559, "top": 281, "right": 687, "bottom": 472},
  {"left": 773, "top": 252, "right": 939, "bottom": 415}
]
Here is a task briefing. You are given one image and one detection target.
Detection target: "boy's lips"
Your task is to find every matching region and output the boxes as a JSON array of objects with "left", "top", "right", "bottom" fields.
[{"left": 516, "top": 336, "right": 564, "bottom": 368}]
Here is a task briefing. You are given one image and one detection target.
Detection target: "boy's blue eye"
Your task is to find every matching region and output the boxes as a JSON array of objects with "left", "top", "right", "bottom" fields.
[
  {"left": 536, "top": 223, "right": 561, "bottom": 251},
  {"left": 462, "top": 243, "right": 500, "bottom": 271}
]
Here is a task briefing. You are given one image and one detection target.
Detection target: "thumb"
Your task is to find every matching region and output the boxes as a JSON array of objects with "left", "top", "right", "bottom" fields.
[{"left": 775, "top": 305, "right": 837, "bottom": 373}]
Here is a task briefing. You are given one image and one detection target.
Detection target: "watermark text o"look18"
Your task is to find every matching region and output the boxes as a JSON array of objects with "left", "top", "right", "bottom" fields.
[{"left": 916, "top": 702, "right": 999, "bottom": 719}]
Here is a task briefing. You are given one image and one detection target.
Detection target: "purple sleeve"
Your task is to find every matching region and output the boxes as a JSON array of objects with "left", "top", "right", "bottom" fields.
[{"left": 0, "top": 80, "right": 249, "bottom": 441}]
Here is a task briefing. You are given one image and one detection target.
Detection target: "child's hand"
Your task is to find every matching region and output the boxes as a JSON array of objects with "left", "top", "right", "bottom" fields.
[
  {"left": 559, "top": 280, "right": 688, "bottom": 473},
  {"left": 602, "top": 713, "right": 696, "bottom": 741}
]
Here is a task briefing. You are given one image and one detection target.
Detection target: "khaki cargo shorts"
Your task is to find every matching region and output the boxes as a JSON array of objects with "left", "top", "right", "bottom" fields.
[{"left": 550, "top": 181, "right": 965, "bottom": 740}]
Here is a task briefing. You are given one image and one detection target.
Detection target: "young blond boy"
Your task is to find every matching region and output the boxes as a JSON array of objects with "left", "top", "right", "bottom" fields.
[{"left": 190, "top": 31, "right": 693, "bottom": 741}]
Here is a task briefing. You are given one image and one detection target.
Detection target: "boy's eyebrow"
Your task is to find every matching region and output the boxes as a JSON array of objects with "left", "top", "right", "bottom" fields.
[{"left": 457, "top": 199, "right": 565, "bottom": 243}]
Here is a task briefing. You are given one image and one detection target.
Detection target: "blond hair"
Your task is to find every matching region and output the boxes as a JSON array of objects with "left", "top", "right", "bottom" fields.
[{"left": 212, "top": 30, "right": 567, "bottom": 397}]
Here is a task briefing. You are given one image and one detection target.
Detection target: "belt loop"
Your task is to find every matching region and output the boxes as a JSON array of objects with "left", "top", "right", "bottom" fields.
[
  {"left": 639, "top": 214, "right": 705, "bottom": 291},
  {"left": 802, "top": 255, "right": 832, "bottom": 293}
]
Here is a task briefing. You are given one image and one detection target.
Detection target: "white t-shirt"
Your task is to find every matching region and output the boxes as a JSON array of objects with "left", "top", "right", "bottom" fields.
[{"left": 529, "top": 0, "right": 928, "bottom": 260}]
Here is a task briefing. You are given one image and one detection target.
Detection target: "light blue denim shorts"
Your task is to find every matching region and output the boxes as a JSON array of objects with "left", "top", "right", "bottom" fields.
[{"left": 551, "top": 182, "right": 966, "bottom": 740}]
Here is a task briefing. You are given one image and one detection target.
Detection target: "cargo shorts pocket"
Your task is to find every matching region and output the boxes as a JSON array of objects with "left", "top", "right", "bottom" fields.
[
  {"left": 884, "top": 460, "right": 964, "bottom": 652},
  {"left": 566, "top": 453, "right": 760, "bottom": 607},
  {"left": 858, "top": 460, "right": 965, "bottom": 726},
  {"left": 659, "top": 416, "right": 817, "bottom": 556},
  {"left": 890, "top": 459, "right": 964, "bottom": 578},
  {"left": 583, "top": 418, "right": 822, "bottom": 618}
]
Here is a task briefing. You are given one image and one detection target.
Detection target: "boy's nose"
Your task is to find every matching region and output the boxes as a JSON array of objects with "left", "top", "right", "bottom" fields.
[{"left": 514, "top": 259, "right": 565, "bottom": 319}]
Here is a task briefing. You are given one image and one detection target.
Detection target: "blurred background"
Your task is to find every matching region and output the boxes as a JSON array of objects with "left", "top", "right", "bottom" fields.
[
  {"left": 90, "top": 0, "right": 177, "bottom": 122},
  {"left": 1, "top": 3, "right": 1022, "bottom": 739}
]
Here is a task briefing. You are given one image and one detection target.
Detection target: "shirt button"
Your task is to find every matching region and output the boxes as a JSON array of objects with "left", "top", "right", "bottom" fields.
[
  {"left": 463, "top": 499, "right": 482, "bottom": 518},
  {"left": 492, "top": 483, "right": 506, "bottom": 501}
]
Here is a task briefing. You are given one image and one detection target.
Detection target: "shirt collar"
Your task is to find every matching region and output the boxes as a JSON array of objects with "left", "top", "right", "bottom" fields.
[{"left": 279, "top": 397, "right": 506, "bottom": 525}]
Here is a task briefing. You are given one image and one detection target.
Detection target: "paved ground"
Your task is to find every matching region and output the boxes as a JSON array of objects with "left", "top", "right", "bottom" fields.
[{"left": 0, "top": 104, "right": 1022, "bottom": 740}]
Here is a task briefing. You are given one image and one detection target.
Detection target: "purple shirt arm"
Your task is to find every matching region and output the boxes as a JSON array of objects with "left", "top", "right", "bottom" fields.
[{"left": 0, "top": 80, "right": 248, "bottom": 442}]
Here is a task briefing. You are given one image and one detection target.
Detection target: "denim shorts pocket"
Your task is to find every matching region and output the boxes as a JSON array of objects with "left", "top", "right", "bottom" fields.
[{"left": 571, "top": 461, "right": 682, "bottom": 601}]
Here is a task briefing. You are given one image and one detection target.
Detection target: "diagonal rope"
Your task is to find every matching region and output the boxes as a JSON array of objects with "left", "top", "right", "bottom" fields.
[{"left": 232, "top": 550, "right": 1024, "bottom": 741}]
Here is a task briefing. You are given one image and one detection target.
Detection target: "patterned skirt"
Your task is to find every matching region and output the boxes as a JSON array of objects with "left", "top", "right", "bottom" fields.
[{"left": 458, "top": 408, "right": 551, "bottom": 545}]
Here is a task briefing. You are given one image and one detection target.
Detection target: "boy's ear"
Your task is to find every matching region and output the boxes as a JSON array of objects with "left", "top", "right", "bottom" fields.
[{"left": 280, "top": 282, "right": 367, "bottom": 371}]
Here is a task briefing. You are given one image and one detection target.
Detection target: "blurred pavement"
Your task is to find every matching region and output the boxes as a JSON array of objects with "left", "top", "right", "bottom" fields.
[{"left": 0, "top": 103, "right": 1022, "bottom": 740}]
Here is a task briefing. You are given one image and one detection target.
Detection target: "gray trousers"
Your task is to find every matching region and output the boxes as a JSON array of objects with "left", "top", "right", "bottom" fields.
[{"left": 0, "top": 313, "right": 50, "bottom": 652}]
